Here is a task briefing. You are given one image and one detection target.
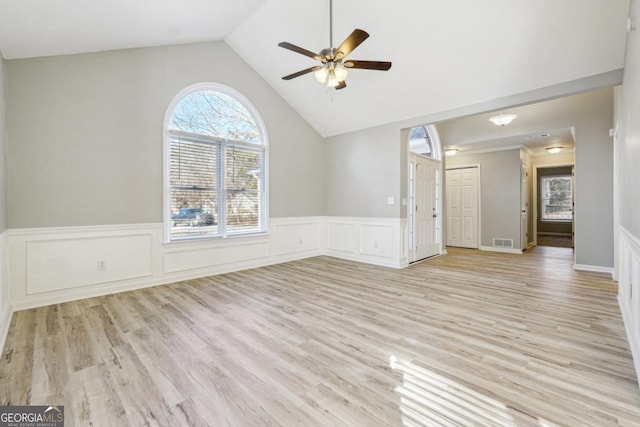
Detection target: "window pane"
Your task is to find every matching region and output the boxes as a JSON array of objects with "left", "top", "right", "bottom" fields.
[
  {"left": 542, "top": 176, "right": 572, "bottom": 221},
  {"left": 170, "top": 136, "right": 217, "bottom": 188},
  {"left": 170, "top": 189, "right": 218, "bottom": 239},
  {"left": 226, "top": 191, "right": 260, "bottom": 233},
  {"left": 409, "top": 126, "right": 433, "bottom": 157},
  {"left": 225, "top": 146, "right": 262, "bottom": 233},
  {"left": 169, "top": 135, "right": 219, "bottom": 239},
  {"left": 169, "top": 91, "right": 261, "bottom": 144}
]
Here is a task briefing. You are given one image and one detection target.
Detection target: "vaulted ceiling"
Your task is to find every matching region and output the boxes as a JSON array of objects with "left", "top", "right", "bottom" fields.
[{"left": 0, "top": 0, "right": 631, "bottom": 137}]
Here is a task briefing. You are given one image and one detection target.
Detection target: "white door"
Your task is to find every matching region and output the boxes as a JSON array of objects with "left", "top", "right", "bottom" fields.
[
  {"left": 446, "top": 167, "right": 478, "bottom": 248},
  {"left": 521, "top": 161, "right": 529, "bottom": 250},
  {"left": 409, "top": 154, "right": 440, "bottom": 262}
]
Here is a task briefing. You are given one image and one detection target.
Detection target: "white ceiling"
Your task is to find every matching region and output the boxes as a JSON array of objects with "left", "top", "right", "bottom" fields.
[
  {"left": 0, "top": 0, "right": 631, "bottom": 138},
  {"left": 228, "top": 0, "right": 630, "bottom": 136},
  {"left": 434, "top": 89, "right": 619, "bottom": 155},
  {"left": 441, "top": 127, "right": 575, "bottom": 156},
  {"left": 0, "top": 0, "right": 267, "bottom": 59}
]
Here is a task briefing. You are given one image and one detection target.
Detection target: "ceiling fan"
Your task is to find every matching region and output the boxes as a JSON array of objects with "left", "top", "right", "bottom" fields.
[{"left": 278, "top": 0, "right": 392, "bottom": 90}]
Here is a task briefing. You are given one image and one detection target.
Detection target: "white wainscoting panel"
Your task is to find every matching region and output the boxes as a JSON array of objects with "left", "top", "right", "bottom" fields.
[
  {"left": 9, "top": 224, "right": 162, "bottom": 311},
  {"left": 359, "top": 225, "right": 394, "bottom": 258},
  {"left": 8, "top": 218, "right": 328, "bottom": 311},
  {"left": 0, "top": 230, "right": 11, "bottom": 355},
  {"left": 327, "top": 222, "right": 356, "bottom": 254},
  {"left": 164, "top": 239, "right": 269, "bottom": 274},
  {"left": 272, "top": 218, "right": 322, "bottom": 258},
  {"left": 27, "top": 234, "right": 153, "bottom": 294},
  {"left": 325, "top": 217, "right": 406, "bottom": 268},
  {"left": 7, "top": 217, "right": 407, "bottom": 311},
  {"left": 619, "top": 226, "right": 640, "bottom": 388}
]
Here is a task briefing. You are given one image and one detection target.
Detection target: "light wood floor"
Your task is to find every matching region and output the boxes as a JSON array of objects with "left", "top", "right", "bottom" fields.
[
  {"left": 1, "top": 247, "right": 639, "bottom": 426},
  {"left": 536, "top": 234, "right": 574, "bottom": 248}
]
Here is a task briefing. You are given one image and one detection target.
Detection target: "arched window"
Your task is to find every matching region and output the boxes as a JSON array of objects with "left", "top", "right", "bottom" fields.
[
  {"left": 165, "top": 84, "right": 267, "bottom": 241},
  {"left": 409, "top": 126, "right": 435, "bottom": 157}
]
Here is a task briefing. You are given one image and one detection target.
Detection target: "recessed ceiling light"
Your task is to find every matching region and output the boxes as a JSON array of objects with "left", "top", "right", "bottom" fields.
[{"left": 539, "top": 133, "right": 550, "bottom": 138}]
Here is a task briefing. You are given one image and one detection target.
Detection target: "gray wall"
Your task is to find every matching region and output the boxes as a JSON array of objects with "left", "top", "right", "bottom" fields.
[
  {"left": 445, "top": 149, "right": 522, "bottom": 249},
  {"left": 572, "top": 93, "right": 614, "bottom": 267},
  {"left": 617, "top": 0, "right": 640, "bottom": 240},
  {"left": 0, "top": 54, "right": 6, "bottom": 232},
  {"left": 6, "top": 41, "right": 325, "bottom": 228},
  {"left": 322, "top": 79, "right": 615, "bottom": 267},
  {"left": 325, "top": 125, "right": 403, "bottom": 217}
]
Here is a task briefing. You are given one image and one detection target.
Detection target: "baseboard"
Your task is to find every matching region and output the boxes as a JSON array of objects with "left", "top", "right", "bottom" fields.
[
  {"left": 324, "top": 251, "right": 406, "bottom": 269},
  {"left": 479, "top": 246, "right": 523, "bottom": 254},
  {"left": 573, "top": 263, "right": 614, "bottom": 277},
  {"left": 537, "top": 232, "right": 572, "bottom": 237}
]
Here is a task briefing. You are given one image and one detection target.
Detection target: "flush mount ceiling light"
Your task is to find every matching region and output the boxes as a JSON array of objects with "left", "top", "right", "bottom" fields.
[
  {"left": 445, "top": 148, "right": 458, "bottom": 156},
  {"left": 547, "top": 147, "right": 563, "bottom": 154},
  {"left": 489, "top": 113, "right": 518, "bottom": 127}
]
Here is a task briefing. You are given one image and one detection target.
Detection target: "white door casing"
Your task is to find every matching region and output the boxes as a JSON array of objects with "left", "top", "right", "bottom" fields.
[{"left": 521, "top": 161, "right": 529, "bottom": 250}]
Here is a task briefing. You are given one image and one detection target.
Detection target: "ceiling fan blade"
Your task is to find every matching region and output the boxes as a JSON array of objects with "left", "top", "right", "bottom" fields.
[
  {"left": 335, "top": 81, "right": 347, "bottom": 90},
  {"left": 282, "top": 66, "right": 321, "bottom": 80},
  {"left": 335, "top": 29, "right": 369, "bottom": 59},
  {"left": 278, "top": 42, "right": 322, "bottom": 60},
  {"left": 343, "top": 60, "right": 392, "bottom": 71}
]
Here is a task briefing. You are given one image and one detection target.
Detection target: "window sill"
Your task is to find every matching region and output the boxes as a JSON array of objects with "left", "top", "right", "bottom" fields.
[{"left": 163, "top": 230, "right": 270, "bottom": 247}]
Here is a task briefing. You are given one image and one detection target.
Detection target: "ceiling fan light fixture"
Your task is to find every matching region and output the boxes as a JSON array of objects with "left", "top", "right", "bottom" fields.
[
  {"left": 314, "top": 67, "right": 329, "bottom": 83},
  {"left": 489, "top": 113, "right": 518, "bottom": 126},
  {"left": 334, "top": 62, "right": 348, "bottom": 82},
  {"left": 327, "top": 71, "right": 340, "bottom": 88}
]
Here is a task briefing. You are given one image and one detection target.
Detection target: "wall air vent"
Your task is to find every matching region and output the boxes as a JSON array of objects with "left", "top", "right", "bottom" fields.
[{"left": 492, "top": 238, "right": 514, "bottom": 249}]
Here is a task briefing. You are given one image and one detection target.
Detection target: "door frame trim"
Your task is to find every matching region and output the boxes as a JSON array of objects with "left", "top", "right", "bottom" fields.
[
  {"left": 532, "top": 163, "right": 575, "bottom": 250},
  {"left": 445, "top": 164, "right": 481, "bottom": 249}
]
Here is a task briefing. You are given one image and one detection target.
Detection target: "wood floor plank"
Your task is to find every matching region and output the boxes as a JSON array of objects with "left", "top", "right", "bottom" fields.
[{"left": 1, "top": 246, "right": 639, "bottom": 426}]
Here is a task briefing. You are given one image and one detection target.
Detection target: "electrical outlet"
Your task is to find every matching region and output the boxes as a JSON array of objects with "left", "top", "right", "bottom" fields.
[{"left": 97, "top": 260, "right": 106, "bottom": 270}]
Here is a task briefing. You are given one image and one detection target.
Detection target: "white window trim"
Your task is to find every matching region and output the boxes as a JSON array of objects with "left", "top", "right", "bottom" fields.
[{"left": 162, "top": 82, "right": 269, "bottom": 244}]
